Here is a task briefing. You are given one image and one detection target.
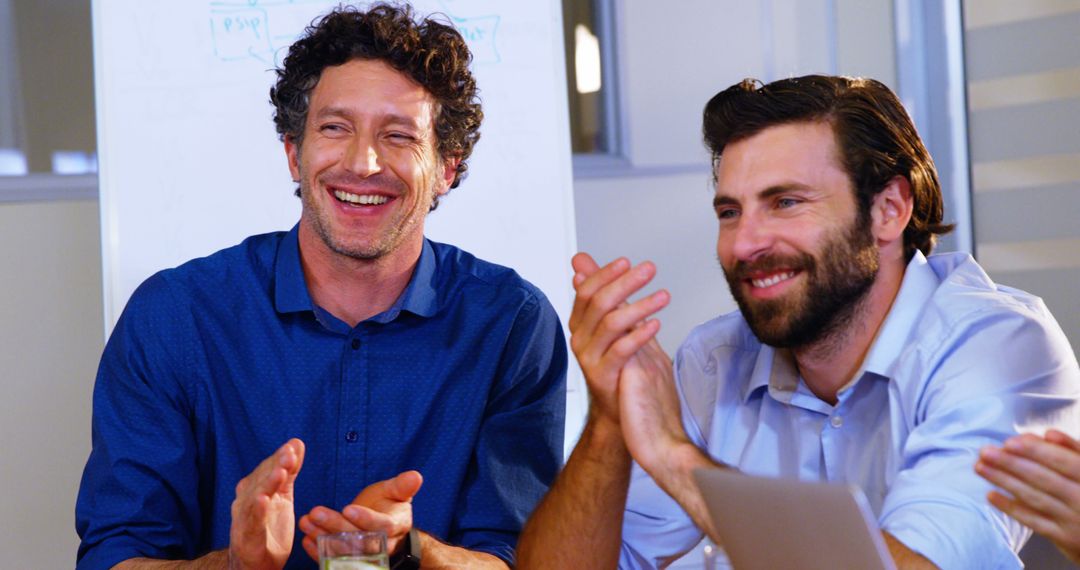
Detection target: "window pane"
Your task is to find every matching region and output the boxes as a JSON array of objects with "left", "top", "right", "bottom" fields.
[
  {"left": 562, "top": 0, "right": 615, "bottom": 155},
  {"left": 1, "top": 0, "right": 96, "bottom": 176}
]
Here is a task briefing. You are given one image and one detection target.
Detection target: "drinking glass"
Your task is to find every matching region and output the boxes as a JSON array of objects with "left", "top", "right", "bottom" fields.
[{"left": 317, "top": 530, "right": 389, "bottom": 570}]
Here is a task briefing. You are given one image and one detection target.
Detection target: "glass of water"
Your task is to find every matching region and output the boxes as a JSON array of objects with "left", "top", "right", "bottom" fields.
[{"left": 317, "top": 530, "right": 389, "bottom": 570}]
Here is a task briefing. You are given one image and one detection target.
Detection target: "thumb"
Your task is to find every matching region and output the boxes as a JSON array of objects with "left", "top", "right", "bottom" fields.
[{"left": 385, "top": 470, "right": 423, "bottom": 502}]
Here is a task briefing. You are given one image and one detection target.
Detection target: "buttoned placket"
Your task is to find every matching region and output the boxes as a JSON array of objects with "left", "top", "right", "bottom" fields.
[{"left": 337, "top": 327, "right": 369, "bottom": 505}]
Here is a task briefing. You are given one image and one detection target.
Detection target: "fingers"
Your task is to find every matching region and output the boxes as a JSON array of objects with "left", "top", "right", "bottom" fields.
[
  {"left": 286, "top": 438, "right": 306, "bottom": 474},
  {"left": 234, "top": 439, "right": 304, "bottom": 517},
  {"left": 305, "top": 471, "right": 420, "bottom": 555},
  {"left": 342, "top": 504, "right": 411, "bottom": 536},
  {"left": 576, "top": 261, "right": 659, "bottom": 342},
  {"left": 569, "top": 253, "right": 668, "bottom": 361},
  {"left": 230, "top": 439, "right": 305, "bottom": 566},
  {"left": 1045, "top": 429, "right": 1080, "bottom": 453},
  {"left": 302, "top": 534, "right": 319, "bottom": 562},
  {"left": 986, "top": 490, "right": 1061, "bottom": 539},
  {"left": 571, "top": 295, "right": 668, "bottom": 417},
  {"left": 569, "top": 253, "right": 600, "bottom": 307},
  {"left": 300, "top": 507, "right": 359, "bottom": 535},
  {"left": 277, "top": 438, "right": 305, "bottom": 495},
  {"left": 977, "top": 451, "right": 1068, "bottom": 518},
  {"left": 570, "top": 259, "right": 662, "bottom": 344},
  {"left": 998, "top": 434, "right": 1080, "bottom": 498},
  {"left": 569, "top": 256, "right": 629, "bottom": 332},
  {"left": 298, "top": 507, "right": 356, "bottom": 562},
  {"left": 299, "top": 502, "right": 413, "bottom": 560},
  {"left": 571, "top": 251, "right": 601, "bottom": 277},
  {"left": 604, "top": 319, "right": 663, "bottom": 366},
  {"left": 236, "top": 440, "right": 293, "bottom": 496},
  {"left": 981, "top": 432, "right": 1080, "bottom": 565},
  {"left": 578, "top": 291, "right": 669, "bottom": 373}
]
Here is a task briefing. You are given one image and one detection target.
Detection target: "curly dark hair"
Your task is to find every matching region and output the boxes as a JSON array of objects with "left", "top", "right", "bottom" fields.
[
  {"left": 270, "top": 2, "right": 483, "bottom": 209},
  {"left": 702, "top": 75, "right": 953, "bottom": 260}
]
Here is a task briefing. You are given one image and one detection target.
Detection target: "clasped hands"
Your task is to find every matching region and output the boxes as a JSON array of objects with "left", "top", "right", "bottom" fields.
[
  {"left": 227, "top": 438, "right": 421, "bottom": 569},
  {"left": 569, "top": 252, "right": 694, "bottom": 475}
]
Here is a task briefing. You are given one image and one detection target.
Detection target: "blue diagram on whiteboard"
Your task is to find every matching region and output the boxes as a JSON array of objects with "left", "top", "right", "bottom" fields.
[{"left": 209, "top": 0, "right": 500, "bottom": 66}]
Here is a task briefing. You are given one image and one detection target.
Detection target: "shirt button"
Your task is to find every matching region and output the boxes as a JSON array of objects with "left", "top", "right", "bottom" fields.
[
  {"left": 345, "top": 431, "right": 359, "bottom": 442},
  {"left": 830, "top": 415, "right": 843, "bottom": 428},
  {"left": 351, "top": 338, "right": 361, "bottom": 350}
]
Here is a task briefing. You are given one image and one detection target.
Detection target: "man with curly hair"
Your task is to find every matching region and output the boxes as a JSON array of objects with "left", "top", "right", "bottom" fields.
[{"left": 75, "top": 4, "right": 566, "bottom": 569}]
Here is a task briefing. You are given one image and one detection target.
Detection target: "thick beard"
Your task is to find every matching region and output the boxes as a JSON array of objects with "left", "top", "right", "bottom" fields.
[
  {"left": 300, "top": 173, "right": 436, "bottom": 261},
  {"left": 723, "top": 215, "right": 879, "bottom": 349}
]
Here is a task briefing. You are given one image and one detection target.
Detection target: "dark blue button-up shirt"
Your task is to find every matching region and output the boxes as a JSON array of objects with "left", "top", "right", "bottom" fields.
[{"left": 76, "top": 227, "right": 567, "bottom": 569}]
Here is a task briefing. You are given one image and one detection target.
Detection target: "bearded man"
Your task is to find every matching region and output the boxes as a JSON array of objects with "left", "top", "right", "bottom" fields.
[{"left": 517, "top": 75, "right": 1079, "bottom": 569}]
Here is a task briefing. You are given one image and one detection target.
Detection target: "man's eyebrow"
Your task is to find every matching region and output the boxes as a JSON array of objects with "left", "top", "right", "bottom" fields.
[
  {"left": 313, "top": 105, "right": 352, "bottom": 120},
  {"left": 713, "top": 194, "right": 739, "bottom": 209},
  {"left": 312, "top": 107, "right": 425, "bottom": 130},
  {"left": 713, "top": 183, "right": 819, "bottom": 209},
  {"left": 760, "top": 183, "right": 818, "bottom": 199},
  {"left": 382, "top": 113, "right": 425, "bottom": 130}
]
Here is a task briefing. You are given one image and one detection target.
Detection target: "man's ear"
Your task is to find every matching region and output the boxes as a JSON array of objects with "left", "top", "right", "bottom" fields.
[
  {"left": 284, "top": 135, "right": 301, "bottom": 182},
  {"left": 871, "top": 175, "right": 914, "bottom": 245},
  {"left": 437, "top": 156, "right": 461, "bottom": 196}
]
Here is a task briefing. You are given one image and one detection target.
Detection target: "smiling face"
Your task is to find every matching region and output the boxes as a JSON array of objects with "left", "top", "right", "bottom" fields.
[
  {"left": 714, "top": 121, "right": 880, "bottom": 348},
  {"left": 286, "top": 58, "right": 456, "bottom": 264}
]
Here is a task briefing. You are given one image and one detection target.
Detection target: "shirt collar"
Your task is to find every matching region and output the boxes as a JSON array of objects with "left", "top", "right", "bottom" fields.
[
  {"left": 743, "top": 343, "right": 781, "bottom": 402},
  {"left": 274, "top": 224, "right": 313, "bottom": 314},
  {"left": 273, "top": 225, "right": 440, "bottom": 320},
  {"left": 740, "top": 250, "right": 940, "bottom": 402},
  {"left": 381, "top": 238, "right": 439, "bottom": 320},
  {"left": 859, "top": 250, "right": 939, "bottom": 378}
]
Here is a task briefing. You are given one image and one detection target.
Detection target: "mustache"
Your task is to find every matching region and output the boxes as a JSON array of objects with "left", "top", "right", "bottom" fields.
[
  {"left": 318, "top": 172, "right": 408, "bottom": 194},
  {"left": 725, "top": 253, "right": 815, "bottom": 281}
]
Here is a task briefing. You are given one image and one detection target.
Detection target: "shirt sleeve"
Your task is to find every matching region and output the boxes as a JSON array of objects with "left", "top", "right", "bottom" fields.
[
  {"left": 75, "top": 274, "right": 204, "bottom": 570},
  {"left": 880, "top": 302, "right": 1080, "bottom": 570},
  {"left": 449, "top": 292, "right": 567, "bottom": 565}
]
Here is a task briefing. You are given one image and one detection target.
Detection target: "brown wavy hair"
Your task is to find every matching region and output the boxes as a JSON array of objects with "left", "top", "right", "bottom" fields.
[
  {"left": 702, "top": 75, "right": 953, "bottom": 260},
  {"left": 270, "top": 2, "right": 483, "bottom": 209}
]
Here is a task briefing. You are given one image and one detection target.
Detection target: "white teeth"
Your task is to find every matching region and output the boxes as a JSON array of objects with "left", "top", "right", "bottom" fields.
[
  {"left": 751, "top": 271, "right": 796, "bottom": 289},
  {"left": 333, "top": 190, "right": 389, "bottom": 205}
]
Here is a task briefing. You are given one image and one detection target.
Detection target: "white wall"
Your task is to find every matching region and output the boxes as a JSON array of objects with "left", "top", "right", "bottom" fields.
[{"left": 0, "top": 199, "right": 102, "bottom": 569}]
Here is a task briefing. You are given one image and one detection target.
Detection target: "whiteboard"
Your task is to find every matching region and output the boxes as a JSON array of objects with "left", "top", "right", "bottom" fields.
[{"left": 91, "top": 0, "right": 578, "bottom": 338}]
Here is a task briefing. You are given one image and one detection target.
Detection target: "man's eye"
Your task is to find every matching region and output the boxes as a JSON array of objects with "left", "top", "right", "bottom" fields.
[
  {"left": 776, "top": 198, "right": 800, "bottom": 209},
  {"left": 387, "top": 132, "right": 415, "bottom": 141},
  {"left": 717, "top": 208, "right": 739, "bottom": 220},
  {"left": 319, "top": 124, "right": 346, "bottom": 133}
]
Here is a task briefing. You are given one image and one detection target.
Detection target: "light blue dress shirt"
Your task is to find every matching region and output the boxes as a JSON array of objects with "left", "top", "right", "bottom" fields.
[{"left": 619, "top": 252, "right": 1080, "bottom": 569}]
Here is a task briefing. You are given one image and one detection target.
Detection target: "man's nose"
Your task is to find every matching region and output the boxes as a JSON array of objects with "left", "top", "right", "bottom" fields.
[
  {"left": 729, "top": 213, "right": 775, "bottom": 263},
  {"left": 343, "top": 136, "right": 381, "bottom": 176}
]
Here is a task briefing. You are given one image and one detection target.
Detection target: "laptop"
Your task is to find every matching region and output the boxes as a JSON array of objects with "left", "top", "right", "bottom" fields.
[{"left": 693, "top": 468, "right": 896, "bottom": 570}]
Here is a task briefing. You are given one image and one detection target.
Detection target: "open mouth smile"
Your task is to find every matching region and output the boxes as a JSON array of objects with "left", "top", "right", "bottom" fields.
[
  {"left": 750, "top": 270, "right": 798, "bottom": 289},
  {"left": 332, "top": 189, "right": 391, "bottom": 206}
]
